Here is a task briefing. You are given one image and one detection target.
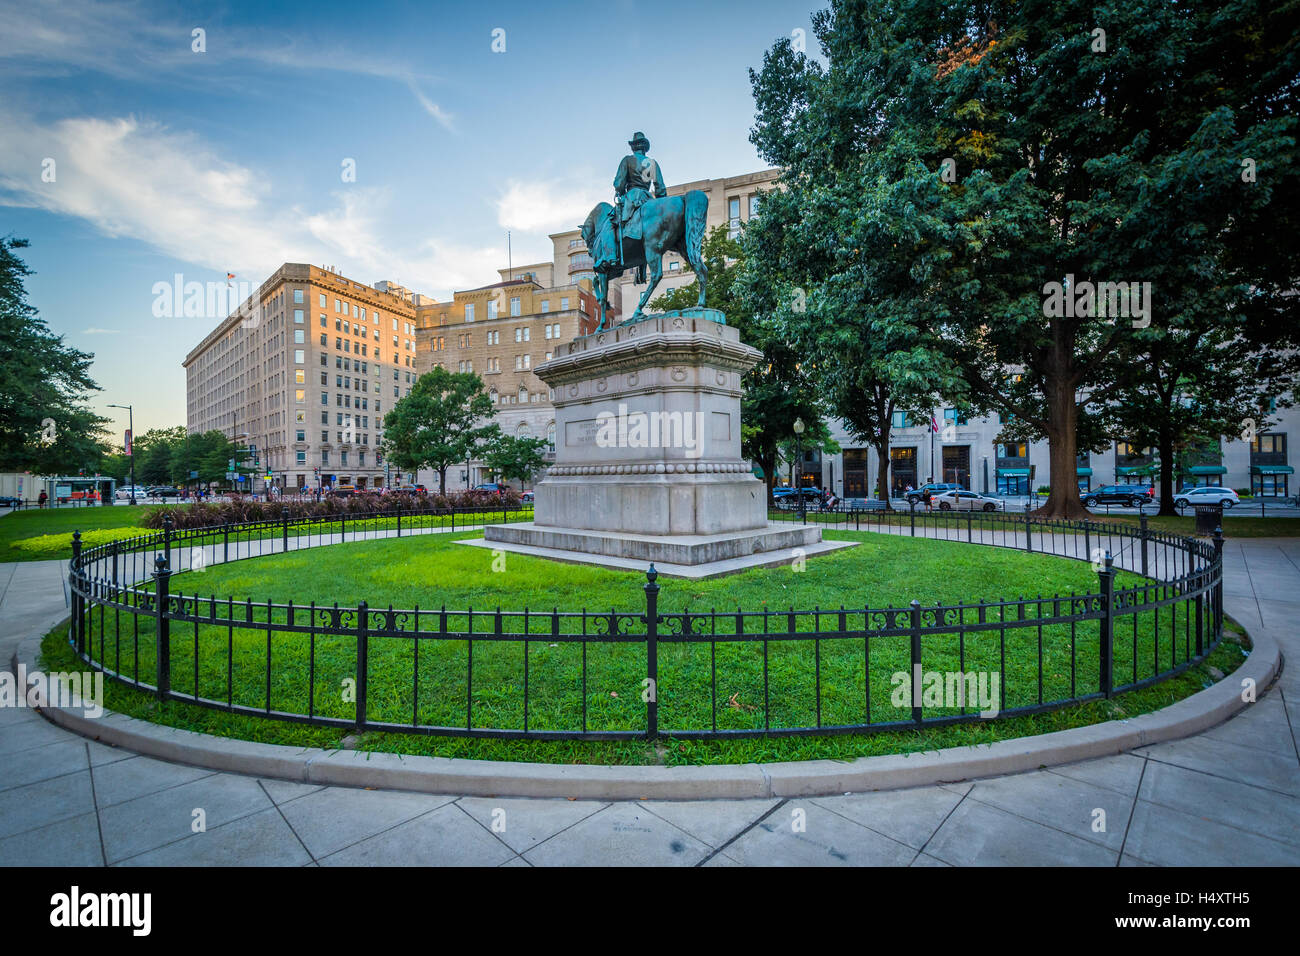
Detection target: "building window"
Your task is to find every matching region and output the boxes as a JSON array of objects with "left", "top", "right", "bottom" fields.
[
  {"left": 295, "top": 370, "right": 305, "bottom": 384},
  {"left": 728, "top": 197, "right": 741, "bottom": 237},
  {"left": 560, "top": 297, "right": 569, "bottom": 310},
  {"left": 295, "top": 389, "right": 305, "bottom": 403},
  {"left": 669, "top": 261, "right": 681, "bottom": 272},
  {"left": 296, "top": 451, "right": 306, "bottom": 464},
  {"left": 294, "top": 309, "right": 304, "bottom": 323},
  {"left": 294, "top": 289, "right": 303, "bottom": 304},
  {"left": 510, "top": 297, "right": 521, "bottom": 316},
  {"left": 541, "top": 300, "right": 549, "bottom": 313},
  {"left": 487, "top": 299, "right": 498, "bottom": 320},
  {"left": 749, "top": 194, "right": 760, "bottom": 218},
  {"left": 321, "top": 392, "right": 328, "bottom": 405},
  {"left": 294, "top": 349, "right": 304, "bottom": 364},
  {"left": 319, "top": 293, "right": 326, "bottom": 307},
  {"left": 943, "top": 409, "right": 968, "bottom": 426},
  {"left": 294, "top": 329, "right": 305, "bottom": 344}
]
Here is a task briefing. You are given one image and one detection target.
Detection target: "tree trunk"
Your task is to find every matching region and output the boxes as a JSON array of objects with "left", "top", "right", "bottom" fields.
[
  {"left": 874, "top": 446, "right": 892, "bottom": 510},
  {"left": 1037, "top": 383, "right": 1091, "bottom": 519},
  {"left": 438, "top": 466, "right": 447, "bottom": 494},
  {"left": 1157, "top": 427, "right": 1177, "bottom": 516}
]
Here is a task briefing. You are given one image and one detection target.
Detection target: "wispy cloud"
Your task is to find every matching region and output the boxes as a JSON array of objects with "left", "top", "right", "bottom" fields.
[
  {"left": 405, "top": 76, "right": 456, "bottom": 133},
  {"left": 495, "top": 177, "right": 607, "bottom": 233},
  {"left": 0, "top": 110, "right": 498, "bottom": 299},
  {"left": 80, "top": 327, "right": 120, "bottom": 335}
]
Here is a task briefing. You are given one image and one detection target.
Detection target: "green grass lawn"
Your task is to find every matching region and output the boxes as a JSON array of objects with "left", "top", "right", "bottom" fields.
[
  {"left": 0, "top": 506, "right": 517, "bottom": 562},
  {"left": 58, "top": 529, "right": 1241, "bottom": 762},
  {"left": 0, "top": 505, "right": 161, "bottom": 562}
]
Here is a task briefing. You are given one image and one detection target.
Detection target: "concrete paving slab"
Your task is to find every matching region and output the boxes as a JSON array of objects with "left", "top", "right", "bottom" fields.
[
  {"left": 276, "top": 786, "right": 454, "bottom": 859},
  {"left": 1048, "top": 754, "right": 1147, "bottom": 795},
  {"left": 1, "top": 738, "right": 89, "bottom": 792},
  {"left": 1201, "top": 709, "right": 1300, "bottom": 758},
  {"left": 117, "top": 807, "right": 312, "bottom": 867},
  {"left": 966, "top": 770, "right": 1134, "bottom": 851},
  {"left": 701, "top": 851, "right": 742, "bottom": 867},
  {"left": 98, "top": 773, "right": 273, "bottom": 863},
  {"left": 91, "top": 755, "right": 216, "bottom": 808},
  {"left": 318, "top": 803, "right": 513, "bottom": 867},
  {"left": 523, "top": 803, "right": 711, "bottom": 866},
  {"left": 0, "top": 769, "right": 95, "bottom": 841},
  {"left": 810, "top": 786, "right": 963, "bottom": 849},
  {"left": 925, "top": 799, "right": 1116, "bottom": 866},
  {"left": 721, "top": 802, "right": 915, "bottom": 866},
  {"left": 257, "top": 778, "right": 325, "bottom": 805},
  {"left": 911, "top": 852, "right": 953, "bottom": 866},
  {"left": 1135, "top": 735, "right": 1300, "bottom": 797},
  {"left": 641, "top": 798, "right": 779, "bottom": 849},
  {"left": 0, "top": 810, "right": 102, "bottom": 866},
  {"left": 0, "top": 716, "right": 79, "bottom": 756},
  {"left": 1137, "top": 760, "right": 1300, "bottom": 848},
  {"left": 1122, "top": 798, "right": 1300, "bottom": 866},
  {"left": 456, "top": 796, "right": 607, "bottom": 854}
]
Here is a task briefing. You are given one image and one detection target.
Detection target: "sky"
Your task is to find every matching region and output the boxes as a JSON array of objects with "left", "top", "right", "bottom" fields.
[{"left": 0, "top": 0, "right": 822, "bottom": 439}]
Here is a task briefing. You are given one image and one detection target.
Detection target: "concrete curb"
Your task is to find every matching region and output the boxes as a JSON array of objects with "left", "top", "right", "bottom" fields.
[{"left": 16, "top": 622, "right": 1281, "bottom": 800}]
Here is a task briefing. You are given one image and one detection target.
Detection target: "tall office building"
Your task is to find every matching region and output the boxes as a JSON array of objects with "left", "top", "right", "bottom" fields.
[{"left": 184, "top": 263, "right": 425, "bottom": 491}]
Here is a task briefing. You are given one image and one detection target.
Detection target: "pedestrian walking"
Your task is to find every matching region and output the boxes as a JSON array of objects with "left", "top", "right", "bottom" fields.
[{"left": 37, "top": 490, "right": 48, "bottom": 509}]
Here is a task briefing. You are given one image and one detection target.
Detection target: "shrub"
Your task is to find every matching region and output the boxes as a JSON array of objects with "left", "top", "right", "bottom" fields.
[{"left": 140, "top": 489, "right": 525, "bottom": 530}]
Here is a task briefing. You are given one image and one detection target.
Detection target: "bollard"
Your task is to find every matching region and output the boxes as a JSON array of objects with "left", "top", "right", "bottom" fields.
[
  {"left": 909, "top": 600, "right": 923, "bottom": 723},
  {"left": 355, "top": 600, "right": 368, "bottom": 730},
  {"left": 1139, "top": 512, "right": 1149, "bottom": 577},
  {"left": 153, "top": 555, "right": 172, "bottom": 700},
  {"left": 282, "top": 506, "right": 290, "bottom": 553},
  {"left": 1098, "top": 552, "right": 1115, "bottom": 698},
  {"left": 1024, "top": 502, "right": 1033, "bottom": 552},
  {"left": 644, "top": 565, "right": 660, "bottom": 739}
]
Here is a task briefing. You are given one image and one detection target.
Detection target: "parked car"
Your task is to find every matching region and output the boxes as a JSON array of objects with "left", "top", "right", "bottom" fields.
[
  {"left": 773, "top": 487, "right": 824, "bottom": 510},
  {"left": 148, "top": 486, "right": 182, "bottom": 499},
  {"left": 521, "top": 490, "right": 535, "bottom": 503},
  {"left": 905, "top": 483, "right": 961, "bottom": 506},
  {"left": 933, "top": 489, "right": 1005, "bottom": 512},
  {"left": 1172, "top": 486, "right": 1240, "bottom": 511},
  {"left": 328, "top": 485, "right": 357, "bottom": 498},
  {"left": 1081, "top": 484, "right": 1153, "bottom": 508},
  {"left": 474, "top": 482, "right": 506, "bottom": 496},
  {"left": 115, "top": 486, "right": 142, "bottom": 500},
  {"left": 0, "top": 495, "right": 22, "bottom": 508}
]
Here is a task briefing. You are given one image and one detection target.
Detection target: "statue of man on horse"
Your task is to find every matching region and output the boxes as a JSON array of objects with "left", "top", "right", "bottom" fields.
[{"left": 582, "top": 131, "right": 710, "bottom": 332}]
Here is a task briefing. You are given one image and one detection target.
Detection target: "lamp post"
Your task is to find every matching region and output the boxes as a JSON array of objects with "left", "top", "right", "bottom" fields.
[
  {"left": 793, "top": 417, "right": 806, "bottom": 524},
  {"left": 107, "top": 403, "right": 135, "bottom": 505}
]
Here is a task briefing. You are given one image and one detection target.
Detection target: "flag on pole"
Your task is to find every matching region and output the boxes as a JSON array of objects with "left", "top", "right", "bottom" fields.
[
  {"left": 930, "top": 414, "right": 940, "bottom": 433},
  {"left": 124, "top": 429, "right": 132, "bottom": 456}
]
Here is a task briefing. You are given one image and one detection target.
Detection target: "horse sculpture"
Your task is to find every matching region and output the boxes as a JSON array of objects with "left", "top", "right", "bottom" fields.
[{"left": 581, "top": 189, "right": 710, "bottom": 332}]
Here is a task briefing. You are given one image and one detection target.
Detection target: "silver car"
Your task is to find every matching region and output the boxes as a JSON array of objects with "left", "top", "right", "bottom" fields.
[
  {"left": 934, "top": 490, "right": 1005, "bottom": 512},
  {"left": 1173, "top": 486, "right": 1240, "bottom": 511}
]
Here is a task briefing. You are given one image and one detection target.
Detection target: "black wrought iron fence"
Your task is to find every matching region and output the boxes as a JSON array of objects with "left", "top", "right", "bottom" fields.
[{"left": 66, "top": 505, "right": 1225, "bottom": 740}]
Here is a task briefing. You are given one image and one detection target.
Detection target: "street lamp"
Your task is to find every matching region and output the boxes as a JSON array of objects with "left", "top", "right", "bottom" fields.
[
  {"left": 107, "top": 403, "right": 135, "bottom": 505},
  {"left": 793, "top": 417, "right": 806, "bottom": 524}
]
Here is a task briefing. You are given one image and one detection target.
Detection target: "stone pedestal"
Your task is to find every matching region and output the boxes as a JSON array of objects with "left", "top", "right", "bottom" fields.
[{"left": 480, "top": 309, "right": 849, "bottom": 572}]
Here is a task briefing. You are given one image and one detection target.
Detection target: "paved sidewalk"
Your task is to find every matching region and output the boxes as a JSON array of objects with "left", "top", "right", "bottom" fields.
[{"left": 1, "top": 539, "right": 1296, "bottom": 866}]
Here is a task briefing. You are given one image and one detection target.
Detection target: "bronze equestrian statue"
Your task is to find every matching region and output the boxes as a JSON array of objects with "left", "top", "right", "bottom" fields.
[{"left": 582, "top": 132, "right": 709, "bottom": 331}]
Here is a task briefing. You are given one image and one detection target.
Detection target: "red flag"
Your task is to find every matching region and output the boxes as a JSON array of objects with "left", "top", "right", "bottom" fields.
[
  {"left": 930, "top": 414, "right": 939, "bottom": 433},
  {"left": 124, "top": 429, "right": 133, "bottom": 456}
]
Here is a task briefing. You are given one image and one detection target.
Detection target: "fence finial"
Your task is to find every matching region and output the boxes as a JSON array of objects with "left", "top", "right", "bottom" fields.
[{"left": 646, "top": 563, "right": 658, "bottom": 584}]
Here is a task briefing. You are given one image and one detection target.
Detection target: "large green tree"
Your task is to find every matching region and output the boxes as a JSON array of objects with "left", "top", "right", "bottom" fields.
[
  {"left": 381, "top": 367, "right": 498, "bottom": 493},
  {"left": 748, "top": 0, "right": 1300, "bottom": 517},
  {"left": 481, "top": 433, "right": 549, "bottom": 487},
  {"left": 744, "top": 17, "right": 969, "bottom": 506},
  {"left": 0, "top": 237, "right": 110, "bottom": 474}
]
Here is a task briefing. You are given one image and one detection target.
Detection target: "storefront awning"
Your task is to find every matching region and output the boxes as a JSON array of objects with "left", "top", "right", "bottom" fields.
[
  {"left": 1076, "top": 467, "right": 1092, "bottom": 476},
  {"left": 1188, "top": 465, "right": 1227, "bottom": 475},
  {"left": 1251, "top": 465, "right": 1294, "bottom": 475},
  {"left": 997, "top": 467, "right": 1030, "bottom": 477}
]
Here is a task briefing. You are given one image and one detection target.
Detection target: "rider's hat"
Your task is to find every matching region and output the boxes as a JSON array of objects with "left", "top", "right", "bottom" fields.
[{"left": 628, "top": 131, "right": 650, "bottom": 150}]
